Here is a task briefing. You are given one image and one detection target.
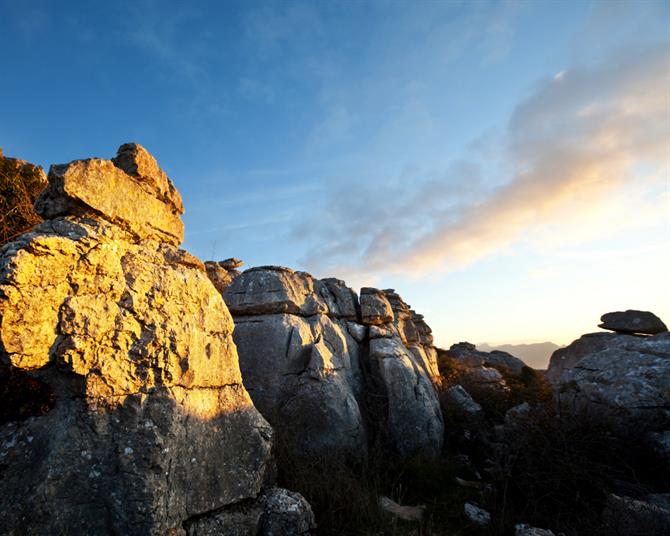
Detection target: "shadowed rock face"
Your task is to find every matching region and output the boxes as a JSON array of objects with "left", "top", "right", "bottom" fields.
[
  {"left": 221, "top": 267, "right": 444, "bottom": 459},
  {"left": 599, "top": 310, "right": 668, "bottom": 335},
  {"left": 0, "top": 145, "right": 312, "bottom": 535},
  {"left": 547, "top": 313, "right": 670, "bottom": 467},
  {"left": 548, "top": 331, "right": 670, "bottom": 422},
  {"left": 447, "top": 342, "right": 526, "bottom": 376}
]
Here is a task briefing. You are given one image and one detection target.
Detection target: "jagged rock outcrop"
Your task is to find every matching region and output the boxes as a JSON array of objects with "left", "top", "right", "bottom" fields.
[
  {"left": 549, "top": 331, "right": 670, "bottom": 423},
  {"left": 547, "top": 312, "right": 670, "bottom": 470},
  {"left": 205, "top": 258, "right": 244, "bottom": 294},
  {"left": 599, "top": 309, "right": 668, "bottom": 335},
  {"left": 545, "top": 332, "right": 613, "bottom": 383},
  {"left": 363, "top": 289, "right": 443, "bottom": 458},
  {"left": 224, "top": 267, "right": 366, "bottom": 458},
  {"left": 220, "top": 267, "right": 444, "bottom": 459},
  {"left": 0, "top": 144, "right": 312, "bottom": 535}
]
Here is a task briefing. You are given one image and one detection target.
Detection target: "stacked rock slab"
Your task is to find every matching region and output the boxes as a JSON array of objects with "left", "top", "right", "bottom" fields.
[
  {"left": 547, "top": 312, "right": 670, "bottom": 467},
  {"left": 383, "top": 289, "right": 440, "bottom": 380},
  {"left": 361, "top": 287, "right": 444, "bottom": 458},
  {"left": 222, "top": 270, "right": 443, "bottom": 460},
  {"left": 0, "top": 144, "right": 313, "bottom": 535}
]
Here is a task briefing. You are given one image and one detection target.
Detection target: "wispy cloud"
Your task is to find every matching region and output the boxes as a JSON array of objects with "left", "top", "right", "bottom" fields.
[{"left": 295, "top": 41, "right": 670, "bottom": 281}]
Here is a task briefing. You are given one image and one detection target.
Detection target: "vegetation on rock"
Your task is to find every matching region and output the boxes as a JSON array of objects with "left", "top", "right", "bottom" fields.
[{"left": 0, "top": 148, "right": 46, "bottom": 245}]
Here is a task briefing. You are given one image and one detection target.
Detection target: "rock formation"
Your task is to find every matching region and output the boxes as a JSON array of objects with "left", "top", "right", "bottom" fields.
[
  {"left": 204, "top": 258, "right": 243, "bottom": 294},
  {"left": 547, "top": 312, "right": 670, "bottom": 468},
  {"left": 220, "top": 266, "right": 444, "bottom": 459},
  {"left": 599, "top": 309, "right": 668, "bottom": 335},
  {"left": 549, "top": 331, "right": 670, "bottom": 423},
  {"left": 446, "top": 341, "right": 526, "bottom": 375},
  {"left": 0, "top": 144, "right": 314, "bottom": 535}
]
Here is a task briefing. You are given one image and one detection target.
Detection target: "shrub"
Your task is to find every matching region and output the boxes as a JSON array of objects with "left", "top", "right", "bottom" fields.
[
  {"left": 489, "top": 406, "right": 670, "bottom": 535},
  {"left": 274, "top": 434, "right": 482, "bottom": 535},
  {"left": 0, "top": 148, "right": 46, "bottom": 246}
]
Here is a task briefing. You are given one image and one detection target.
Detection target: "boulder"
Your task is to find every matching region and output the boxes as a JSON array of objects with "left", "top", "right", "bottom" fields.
[
  {"left": 219, "top": 257, "right": 244, "bottom": 270},
  {"left": 232, "top": 313, "right": 367, "bottom": 458},
  {"left": 599, "top": 310, "right": 668, "bottom": 335},
  {"left": 515, "top": 524, "right": 555, "bottom": 536},
  {"left": 551, "top": 332, "right": 670, "bottom": 423},
  {"left": 205, "top": 260, "right": 235, "bottom": 293},
  {"left": 602, "top": 493, "right": 670, "bottom": 535},
  {"left": 225, "top": 267, "right": 331, "bottom": 317},
  {"left": 441, "top": 385, "right": 483, "bottom": 418},
  {"left": 464, "top": 502, "right": 491, "bottom": 525},
  {"left": 360, "top": 287, "right": 394, "bottom": 325},
  {"left": 185, "top": 487, "right": 315, "bottom": 536},
  {"left": 35, "top": 143, "right": 184, "bottom": 245},
  {"left": 546, "top": 332, "right": 616, "bottom": 383},
  {"left": 221, "top": 271, "right": 443, "bottom": 460},
  {"left": 0, "top": 145, "right": 303, "bottom": 535},
  {"left": 368, "top": 336, "right": 444, "bottom": 458},
  {"left": 447, "top": 342, "right": 526, "bottom": 375},
  {"left": 378, "top": 496, "right": 426, "bottom": 521}
]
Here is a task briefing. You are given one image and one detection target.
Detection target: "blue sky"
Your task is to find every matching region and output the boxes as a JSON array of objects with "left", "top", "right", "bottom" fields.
[{"left": 2, "top": 0, "right": 668, "bottom": 355}]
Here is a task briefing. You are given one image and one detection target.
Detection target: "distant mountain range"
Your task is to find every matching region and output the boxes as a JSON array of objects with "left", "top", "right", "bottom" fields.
[{"left": 476, "top": 341, "right": 563, "bottom": 370}]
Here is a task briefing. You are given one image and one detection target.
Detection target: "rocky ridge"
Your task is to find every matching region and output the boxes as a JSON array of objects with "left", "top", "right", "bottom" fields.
[
  {"left": 0, "top": 144, "right": 314, "bottom": 535},
  {"left": 218, "top": 266, "right": 444, "bottom": 459}
]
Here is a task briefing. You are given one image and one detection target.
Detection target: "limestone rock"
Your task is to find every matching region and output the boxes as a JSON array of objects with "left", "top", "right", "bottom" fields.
[
  {"left": 378, "top": 496, "right": 426, "bottom": 521},
  {"left": 112, "top": 142, "right": 184, "bottom": 214},
  {"left": 257, "top": 487, "right": 316, "bottom": 535},
  {"left": 360, "top": 287, "right": 394, "bottom": 325},
  {"left": 546, "top": 332, "right": 615, "bottom": 383},
  {"left": 221, "top": 267, "right": 443, "bottom": 460},
  {"left": 441, "top": 385, "right": 483, "bottom": 418},
  {"left": 599, "top": 309, "right": 667, "bottom": 335},
  {"left": 224, "top": 267, "right": 330, "bottom": 317},
  {"left": 464, "top": 502, "right": 491, "bottom": 525},
  {"left": 205, "top": 260, "right": 235, "bottom": 293},
  {"left": 185, "top": 487, "right": 315, "bottom": 536},
  {"left": 368, "top": 335, "right": 444, "bottom": 458},
  {"left": 35, "top": 144, "right": 184, "bottom": 245},
  {"left": 219, "top": 257, "right": 245, "bottom": 270},
  {"left": 233, "top": 313, "right": 366, "bottom": 458},
  {"left": 515, "top": 524, "right": 555, "bottom": 536},
  {"left": 320, "top": 277, "right": 359, "bottom": 320},
  {"left": 602, "top": 493, "right": 670, "bottom": 535},
  {"left": 554, "top": 332, "right": 670, "bottom": 423},
  {"left": 447, "top": 342, "right": 526, "bottom": 375},
  {"left": 0, "top": 146, "right": 279, "bottom": 535}
]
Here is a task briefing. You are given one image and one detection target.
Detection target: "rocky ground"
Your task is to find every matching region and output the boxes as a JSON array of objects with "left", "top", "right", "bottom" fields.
[{"left": 0, "top": 144, "right": 668, "bottom": 535}]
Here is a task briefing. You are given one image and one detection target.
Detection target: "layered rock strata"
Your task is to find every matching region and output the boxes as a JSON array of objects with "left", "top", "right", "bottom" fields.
[
  {"left": 221, "top": 267, "right": 444, "bottom": 459},
  {"left": 0, "top": 144, "right": 312, "bottom": 535}
]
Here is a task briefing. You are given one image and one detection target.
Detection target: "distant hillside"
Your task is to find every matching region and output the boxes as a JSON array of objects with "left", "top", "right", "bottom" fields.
[{"left": 476, "top": 341, "right": 562, "bottom": 370}]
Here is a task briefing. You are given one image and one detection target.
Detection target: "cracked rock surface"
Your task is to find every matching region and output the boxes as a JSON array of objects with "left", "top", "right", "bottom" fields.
[
  {"left": 547, "top": 314, "right": 670, "bottom": 468},
  {"left": 0, "top": 144, "right": 310, "bottom": 535},
  {"left": 220, "top": 266, "right": 443, "bottom": 459}
]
